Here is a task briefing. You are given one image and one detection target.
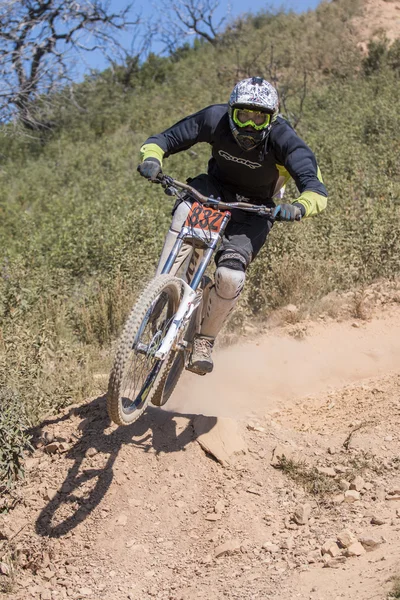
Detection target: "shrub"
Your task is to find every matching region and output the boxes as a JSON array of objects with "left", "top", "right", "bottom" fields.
[{"left": 0, "top": 388, "right": 32, "bottom": 493}]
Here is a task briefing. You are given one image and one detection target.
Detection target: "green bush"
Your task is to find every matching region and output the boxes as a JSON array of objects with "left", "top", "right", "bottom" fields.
[{"left": 0, "top": 389, "right": 32, "bottom": 493}]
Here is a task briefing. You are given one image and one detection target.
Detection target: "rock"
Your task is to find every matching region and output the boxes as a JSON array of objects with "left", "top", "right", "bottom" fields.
[
  {"left": 350, "top": 476, "right": 365, "bottom": 491},
  {"left": 293, "top": 503, "right": 312, "bottom": 525},
  {"left": 86, "top": 447, "right": 98, "bottom": 458},
  {"left": 270, "top": 444, "right": 295, "bottom": 467},
  {"left": 214, "top": 539, "right": 241, "bottom": 558},
  {"left": 332, "top": 494, "right": 345, "bottom": 504},
  {"left": 339, "top": 480, "right": 351, "bottom": 491},
  {"left": 371, "top": 516, "right": 385, "bottom": 526},
  {"left": 334, "top": 464, "right": 348, "bottom": 474},
  {"left": 345, "top": 542, "right": 366, "bottom": 557},
  {"left": 307, "top": 550, "right": 322, "bottom": 564},
  {"left": 42, "top": 568, "right": 56, "bottom": 581},
  {"left": 43, "top": 431, "right": 55, "bottom": 444},
  {"left": 359, "top": 534, "right": 382, "bottom": 552},
  {"left": 323, "top": 556, "right": 347, "bottom": 568},
  {"left": 205, "top": 513, "right": 221, "bottom": 522},
  {"left": 316, "top": 467, "right": 336, "bottom": 477},
  {"left": 337, "top": 529, "right": 357, "bottom": 548},
  {"left": 284, "top": 304, "right": 298, "bottom": 313},
  {"left": 386, "top": 494, "right": 400, "bottom": 501},
  {"left": 321, "top": 540, "right": 340, "bottom": 557},
  {"left": 40, "top": 591, "right": 52, "bottom": 600},
  {"left": 374, "top": 486, "right": 386, "bottom": 501},
  {"left": 280, "top": 537, "right": 294, "bottom": 550},
  {"left": 79, "top": 588, "right": 93, "bottom": 597},
  {"left": 44, "top": 442, "right": 60, "bottom": 454},
  {"left": 214, "top": 500, "right": 224, "bottom": 514},
  {"left": 344, "top": 490, "right": 360, "bottom": 503},
  {"left": 247, "top": 423, "right": 266, "bottom": 433},
  {"left": 193, "top": 416, "right": 247, "bottom": 467},
  {"left": 262, "top": 542, "right": 280, "bottom": 553},
  {"left": 0, "top": 562, "right": 10, "bottom": 575},
  {"left": 24, "top": 457, "right": 40, "bottom": 471},
  {"left": 43, "top": 488, "right": 58, "bottom": 502}
]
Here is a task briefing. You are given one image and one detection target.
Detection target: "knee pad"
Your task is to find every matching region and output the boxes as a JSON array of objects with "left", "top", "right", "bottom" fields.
[{"left": 215, "top": 266, "right": 246, "bottom": 300}]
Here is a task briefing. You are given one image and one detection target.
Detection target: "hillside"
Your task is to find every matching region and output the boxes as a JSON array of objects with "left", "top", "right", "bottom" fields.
[{"left": 355, "top": 0, "right": 400, "bottom": 45}]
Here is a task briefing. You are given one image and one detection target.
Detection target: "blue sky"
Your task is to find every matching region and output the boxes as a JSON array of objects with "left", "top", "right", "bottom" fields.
[{"left": 77, "top": 0, "right": 322, "bottom": 74}]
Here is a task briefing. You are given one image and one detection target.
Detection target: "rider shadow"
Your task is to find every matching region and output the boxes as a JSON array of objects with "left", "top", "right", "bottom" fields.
[{"left": 35, "top": 395, "right": 217, "bottom": 538}]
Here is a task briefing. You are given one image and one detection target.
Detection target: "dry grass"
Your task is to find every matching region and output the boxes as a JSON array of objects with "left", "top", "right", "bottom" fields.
[
  {"left": 276, "top": 456, "right": 338, "bottom": 496},
  {"left": 388, "top": 576, "right": 400, "bottom": 598},
  {"left": 352, "top": 289, "right": 370, "bottom": 321}
]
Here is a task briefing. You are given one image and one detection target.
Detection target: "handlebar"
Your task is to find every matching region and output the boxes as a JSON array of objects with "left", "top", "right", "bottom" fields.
[{"left": 155, "top": 174, "right": 273, "bottom": 216}]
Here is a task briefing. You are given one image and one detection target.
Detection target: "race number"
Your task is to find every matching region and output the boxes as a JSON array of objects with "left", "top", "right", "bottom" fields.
[{"left": 184, "top": 203, "right": 224, "bottom": 233}]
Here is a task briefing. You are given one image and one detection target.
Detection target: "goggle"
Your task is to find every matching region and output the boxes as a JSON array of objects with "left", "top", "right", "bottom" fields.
[{"left": 233, "top": 108, "right": 271, "bottom": 130}]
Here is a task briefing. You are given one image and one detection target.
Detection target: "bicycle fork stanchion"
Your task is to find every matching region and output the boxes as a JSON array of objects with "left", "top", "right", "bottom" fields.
[
  {"left": 156, "top": 212, "right": 231, "bottom": 361},
  {"left": 155, "top": 281, "right": 199, "bottom": 360},
  {"left": 161, "top": 232, "right": 186, "bottom": 276}
]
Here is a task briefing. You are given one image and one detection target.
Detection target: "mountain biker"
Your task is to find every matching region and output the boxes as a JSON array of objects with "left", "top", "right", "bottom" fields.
[{"left": 137, "top": 77, "right": 327, "bottom": 376}]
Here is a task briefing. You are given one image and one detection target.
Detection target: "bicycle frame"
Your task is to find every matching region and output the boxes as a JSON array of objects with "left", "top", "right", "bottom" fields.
[
  {"left": 155, "top": 207, "right": 231, "bottom": 360},
  {"left": 153, "top": 175, "right": 273, "bottom": 361}
]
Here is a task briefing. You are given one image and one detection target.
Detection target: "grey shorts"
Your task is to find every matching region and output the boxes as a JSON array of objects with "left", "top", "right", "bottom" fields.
[{"left": 174, "top": 173, "right": 274, "bottom": 269}]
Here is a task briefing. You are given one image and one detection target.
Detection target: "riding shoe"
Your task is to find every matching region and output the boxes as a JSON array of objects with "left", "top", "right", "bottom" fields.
[{"left": 187, "top": 334, "right": 215, "bottom": 376}]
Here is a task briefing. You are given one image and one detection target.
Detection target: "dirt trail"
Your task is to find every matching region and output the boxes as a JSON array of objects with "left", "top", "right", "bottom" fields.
[
  {"left": 2, "top": 299, "right": 400, "bottom": 600},
  {"left": 169, "top": 310, "right": 400, "bottom": 419}
]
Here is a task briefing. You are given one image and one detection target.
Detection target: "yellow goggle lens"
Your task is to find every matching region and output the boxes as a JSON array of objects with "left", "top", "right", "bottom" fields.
[{"left": 233, "top": 108, "right": 271, "bottom": 130}]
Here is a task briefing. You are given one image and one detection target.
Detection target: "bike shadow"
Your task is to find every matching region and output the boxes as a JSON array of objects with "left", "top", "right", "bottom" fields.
[{"left": 34, "top": 395, "right": 217, "bottom": 538}]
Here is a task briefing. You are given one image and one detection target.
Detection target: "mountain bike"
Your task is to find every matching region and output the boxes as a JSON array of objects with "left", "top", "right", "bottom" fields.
[{"left": 106, "top": 174, "right": 273, "bottom": 426}]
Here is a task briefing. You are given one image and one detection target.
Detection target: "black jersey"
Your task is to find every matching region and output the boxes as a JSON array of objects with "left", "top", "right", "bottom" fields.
[{"left": 141, "top": 104, "right": 327, "bottom": 203}]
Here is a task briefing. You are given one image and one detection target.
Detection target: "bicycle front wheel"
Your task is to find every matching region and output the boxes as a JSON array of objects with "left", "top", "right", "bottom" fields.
[{"left": 107, "top": 274, "right": 182, "bottom": 426}]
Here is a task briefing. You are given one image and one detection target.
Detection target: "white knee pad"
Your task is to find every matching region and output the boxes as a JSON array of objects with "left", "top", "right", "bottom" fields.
[
  {"left": 215, "top": 266, "right": 246, "bottom": 300},
  {"left": 200, "top": 267, "right": 246, "bottom": 338}
]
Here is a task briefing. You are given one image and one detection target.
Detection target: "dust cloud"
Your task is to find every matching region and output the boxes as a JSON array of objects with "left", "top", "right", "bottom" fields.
[{"left": 167, "top": 311, "right": 400, "bottom": 419}]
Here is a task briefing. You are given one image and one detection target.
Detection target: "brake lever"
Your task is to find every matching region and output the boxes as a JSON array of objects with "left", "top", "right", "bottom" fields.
[{"left": 164, "top": 185, "right": 178, "bottom": 197}]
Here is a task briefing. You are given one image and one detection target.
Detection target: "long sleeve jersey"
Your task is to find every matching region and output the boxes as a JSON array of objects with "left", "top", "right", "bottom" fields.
[{"left": 140, "top": 104, "right": 327, "bottom": 217}]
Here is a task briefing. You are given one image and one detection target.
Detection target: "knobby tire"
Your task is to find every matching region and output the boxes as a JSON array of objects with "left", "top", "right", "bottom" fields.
[{"left": 107, "top": 274, "right": 182, "bottom": 426}]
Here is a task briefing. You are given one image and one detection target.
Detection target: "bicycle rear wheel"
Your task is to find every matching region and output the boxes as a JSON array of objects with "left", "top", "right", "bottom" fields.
[{"left": 107, "top": 274, "right": 182, "bottom": 426}]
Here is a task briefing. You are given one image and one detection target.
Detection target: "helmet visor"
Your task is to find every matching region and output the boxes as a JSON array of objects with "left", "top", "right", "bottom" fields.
[{"left": 233, "top": 108, "right": 271, "bottom": 130}]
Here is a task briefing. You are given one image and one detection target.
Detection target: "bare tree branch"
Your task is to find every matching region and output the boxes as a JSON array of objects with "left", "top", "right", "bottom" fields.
[
  {"left": 154, "top": 0, "right": 229, "bottom": 54},
  {"left": 218, "top": 28, "right": 311, "bottom": 129},
  {"left": 0, "top": 0, "right": 140, "bottom": 128}
]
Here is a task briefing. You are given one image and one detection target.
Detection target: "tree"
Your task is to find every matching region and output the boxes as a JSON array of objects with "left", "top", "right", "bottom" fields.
[
  {"left": 155, "top": 0, "right": 229, "bottom": 55},
  {"left": 0, "top": 0, "right": 139, "bottom": 128}
]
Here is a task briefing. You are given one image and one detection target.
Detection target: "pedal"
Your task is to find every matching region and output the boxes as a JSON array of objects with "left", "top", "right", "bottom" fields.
[{"left": 185, "top": 364, "right": 207, "bottom": 376}]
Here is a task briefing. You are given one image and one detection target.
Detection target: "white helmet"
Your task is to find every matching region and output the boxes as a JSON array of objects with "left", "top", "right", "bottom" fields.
[{"left": 228, "top": 77, "right": 279, "bottom": 150}]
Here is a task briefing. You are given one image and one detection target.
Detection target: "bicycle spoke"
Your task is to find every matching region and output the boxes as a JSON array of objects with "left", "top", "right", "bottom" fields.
[{"left": 118, "top": 291, "right": 175, "bottom": 415}]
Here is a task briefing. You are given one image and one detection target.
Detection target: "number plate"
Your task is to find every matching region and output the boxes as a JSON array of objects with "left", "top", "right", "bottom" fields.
[{"left": 184, "top": 202, "right": 225, "bottom": 234}]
